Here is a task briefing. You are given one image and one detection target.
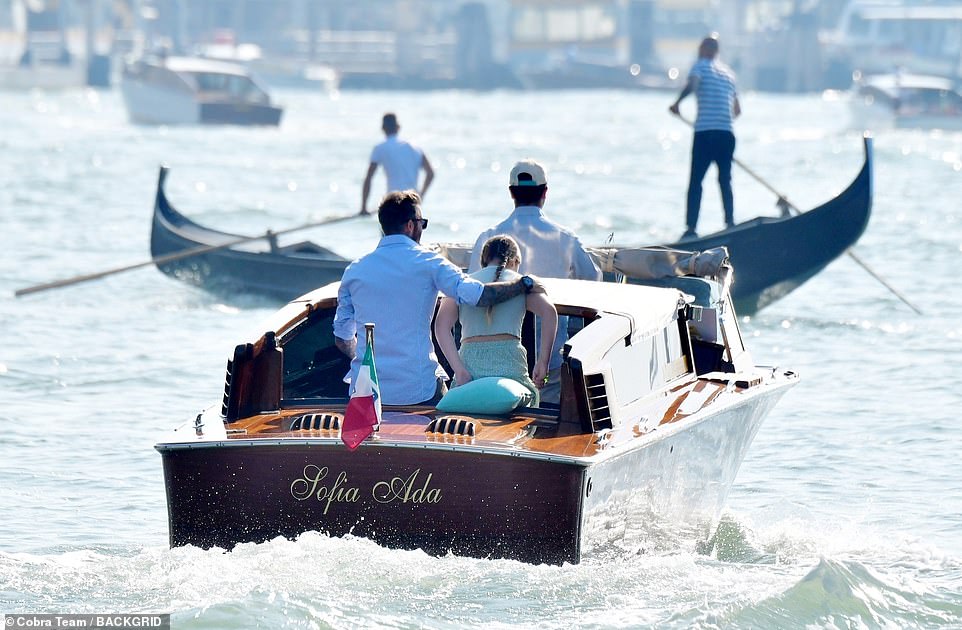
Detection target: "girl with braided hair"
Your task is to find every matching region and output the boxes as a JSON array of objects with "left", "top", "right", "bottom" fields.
[{"left": 434, "top": 235, "right": 558, "bottom": 406}]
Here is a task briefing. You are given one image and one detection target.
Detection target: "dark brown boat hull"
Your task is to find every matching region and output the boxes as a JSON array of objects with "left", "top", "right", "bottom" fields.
[
  {"left": 158, "top": 382, "right": 788, "bottom": 563},
  {"left": 160, "top": 442, "right": 588, "bottom": 565}
]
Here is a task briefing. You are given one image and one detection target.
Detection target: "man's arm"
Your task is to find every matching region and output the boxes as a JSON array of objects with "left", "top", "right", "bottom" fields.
[
  {"left": 572, "top": 242, "right": 603, "bottom": 281},
  {"left": 475, "top": 276, "right": 544, "bottom": 307},
  {"left": 669, "top": 76, "right": 700, "bottom": 114},
  {"left": 360, "top": 162, "right": 377, "bottom": 215},
  {"left": 733, "top": 95, "right": 741, "bottom": 119},
  {"left": 420, "top": 154, "right": 434, "bottom": 199},
  {"left": 334, "top": 335, "right": 356, "bottom": 359},
  {"left": 332, "top": 282, "right": 357, "bottom": 357}
]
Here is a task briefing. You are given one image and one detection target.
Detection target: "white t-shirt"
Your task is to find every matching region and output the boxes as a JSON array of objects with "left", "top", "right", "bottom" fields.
[{"left": 370, "top": 135, "right": 424, "bottom": 193}]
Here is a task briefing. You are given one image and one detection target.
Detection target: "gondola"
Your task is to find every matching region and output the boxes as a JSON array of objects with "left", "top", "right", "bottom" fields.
[{"left": 150, "top": 137, "right": 872, "bottom": 314}]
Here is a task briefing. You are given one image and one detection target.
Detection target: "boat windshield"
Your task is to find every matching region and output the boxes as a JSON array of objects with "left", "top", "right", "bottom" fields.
[{"left": 191, "top": 72, "right": 269, "bottom": 103}]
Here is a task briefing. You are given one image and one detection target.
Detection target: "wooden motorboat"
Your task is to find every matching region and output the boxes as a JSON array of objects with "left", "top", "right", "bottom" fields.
[
  {"left": 155, "top": 257, "right": 798, "bottom": 564},
  {"left": 150, "top": 137, "right": 872, "bottom": 314},
  {"left": 121, "top": 54, "right": 283, "bottom": 126},
  {"left": 851, "top": 73, "right": 962, "bottom": 131}
]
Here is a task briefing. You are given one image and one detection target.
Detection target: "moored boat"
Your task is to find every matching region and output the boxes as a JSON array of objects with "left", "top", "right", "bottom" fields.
[
  {"left": 851, "top": 73, "right": 962, "bottom": 131},
  {"left": 120, "top": 54, "right": 283, "bottom": 126},
  {"left": 155, "top": 256, "right": 798, "bottom": 564},
  {"left": 150, "top": 136, "right": 872, "bottom": 315}
]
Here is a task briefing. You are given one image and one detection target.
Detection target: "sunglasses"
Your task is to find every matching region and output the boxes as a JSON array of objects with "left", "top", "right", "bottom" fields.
[{"left": 411, "top": 217, "right": 429, "bottom": 229}]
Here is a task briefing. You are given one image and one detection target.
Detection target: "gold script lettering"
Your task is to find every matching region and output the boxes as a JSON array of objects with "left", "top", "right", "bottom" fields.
[
  {"left": 372, "top": 468, "right": 442, "bottom": 505},
  {"left": 290, "top": 465, "right": 360, "bottom": 514}
]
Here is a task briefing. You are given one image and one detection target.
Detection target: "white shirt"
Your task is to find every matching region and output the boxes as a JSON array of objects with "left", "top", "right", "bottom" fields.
[
  {"left": 469, "top": 206, "right": 601, "bottom": 281},
  {"left": 470, "top": 206, "right": 601, "bottom": 370},
  {"left": 370, "top": 135, "right": 424, "bottom": 193}
]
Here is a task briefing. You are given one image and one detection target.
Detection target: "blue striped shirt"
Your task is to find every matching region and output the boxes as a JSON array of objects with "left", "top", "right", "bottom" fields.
[{"left": 690, "top": 58, "right": 738, "bottom": 133}]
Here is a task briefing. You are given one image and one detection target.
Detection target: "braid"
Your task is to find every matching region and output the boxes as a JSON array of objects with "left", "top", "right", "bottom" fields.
[
  {"left": 486, "top": 259, "right": 507, "bottom": 325},
  {"left": 480, "top": 235, "right": 520, "bottom": 327}
]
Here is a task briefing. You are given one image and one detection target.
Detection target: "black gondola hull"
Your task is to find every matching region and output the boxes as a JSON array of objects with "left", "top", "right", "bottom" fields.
[{"left": 150, "top": 138, "right": 872, "bottom": 314}]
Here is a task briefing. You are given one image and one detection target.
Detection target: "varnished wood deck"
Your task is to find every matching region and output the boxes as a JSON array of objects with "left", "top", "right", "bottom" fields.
[{"left": 223, "top": 377, "right": 739, "bottom": 459}]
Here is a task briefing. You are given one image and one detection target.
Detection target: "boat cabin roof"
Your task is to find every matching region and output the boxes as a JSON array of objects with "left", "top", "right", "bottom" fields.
[
  {"left": 861, "top": 73, "right": 958, "bottom": 94},
  {"left": 266, "top": 277, "right": 689, "bottom": 343},
  {"left": 161, "top": 55, "right": 253, "bottom": 78}
]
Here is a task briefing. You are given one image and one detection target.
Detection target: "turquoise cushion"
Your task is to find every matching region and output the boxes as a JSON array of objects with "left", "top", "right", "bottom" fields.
[{"left": 436, "top": 377, "right": 533, "bottom": 415}]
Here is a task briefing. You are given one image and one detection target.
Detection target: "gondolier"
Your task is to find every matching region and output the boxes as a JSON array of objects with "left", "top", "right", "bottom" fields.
[{"left": 670, "top": 35, "right": 741, "bottom": 240}]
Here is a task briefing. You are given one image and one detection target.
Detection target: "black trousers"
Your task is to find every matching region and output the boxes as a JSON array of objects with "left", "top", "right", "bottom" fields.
[{"left": 686, "top": 130, "right": 736, "bottom": 231}]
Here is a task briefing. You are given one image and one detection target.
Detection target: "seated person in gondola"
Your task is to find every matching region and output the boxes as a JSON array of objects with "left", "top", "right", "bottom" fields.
[{"left": 434, "top": 235, "right": 558, "bottom": 406}]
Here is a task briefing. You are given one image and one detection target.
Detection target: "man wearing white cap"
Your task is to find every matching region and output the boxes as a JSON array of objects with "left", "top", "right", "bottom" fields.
[{"left": 469, "top": 159, "right": 601, "bottom": 404}]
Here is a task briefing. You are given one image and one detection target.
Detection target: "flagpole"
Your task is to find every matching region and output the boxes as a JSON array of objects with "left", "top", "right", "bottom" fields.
[
  {"left": 364, "top": 323, "right": 380, "bottom": 432},
  {"left": 364, "top": 322, "right": 375, "bottom": 355},
  {"left": 341, "top": 322, "right": 381, "bottom": 450}
]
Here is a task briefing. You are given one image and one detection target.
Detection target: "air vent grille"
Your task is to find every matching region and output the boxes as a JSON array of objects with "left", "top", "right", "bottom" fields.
[
  {"left": 426, "top": 417, "right": 477, "bottom": 436},
  {"left": 584, "top": 373, "right": 612, "bottom": 428},
  {"left": 290, "top": 413, "right": 342, "bottom": 431}
]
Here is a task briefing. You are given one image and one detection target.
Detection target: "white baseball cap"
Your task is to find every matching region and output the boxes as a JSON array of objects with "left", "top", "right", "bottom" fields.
[{"left": 509, "top": 159, "right": 547, "bottom": 187}]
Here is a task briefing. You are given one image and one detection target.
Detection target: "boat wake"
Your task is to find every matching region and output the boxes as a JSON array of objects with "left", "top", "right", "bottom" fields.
[
  {"left": 715, "top": 556, "right": 962, "bottom": 629},
  {"left": 2, "top": 524, "right": 960, "bottom": 628}
]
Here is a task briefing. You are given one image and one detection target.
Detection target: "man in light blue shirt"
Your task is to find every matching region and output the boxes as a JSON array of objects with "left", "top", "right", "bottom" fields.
[
  {"left": 360, "top": 113, "right": 434, "bottom": 216},
  {"left": 469, "top": 159, "right": 602, "bottom": 404},
  {"left": 670, "top": 35, "right": 741, "bottom": 239},
  {"left": 335, "top": 191, "right": 539, "bottom": 405}
]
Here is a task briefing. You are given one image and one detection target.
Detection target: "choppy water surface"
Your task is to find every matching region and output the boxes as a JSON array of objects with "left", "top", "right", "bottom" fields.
[{"left": 1, "top": 87, "right": 960, "bottom": 628}]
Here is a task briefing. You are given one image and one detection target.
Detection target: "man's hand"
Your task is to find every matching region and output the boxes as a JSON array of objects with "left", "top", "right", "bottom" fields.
[
  {"left": 359, "top": 207, "right": 370, "bottom": 216},
  {"left": 669, "top": 103, "right": 680, "bottom": 115}
]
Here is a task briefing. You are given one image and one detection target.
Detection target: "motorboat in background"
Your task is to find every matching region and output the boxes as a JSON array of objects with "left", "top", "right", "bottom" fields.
[
  {"left": 851, "top": 72, "right": 962, "bottom": 130},
  {"left": 120, "top": 54, "right": 283, "bottom": 126},
  {"left": 155, "top": 258, "right": 798, "bottom": 564}
]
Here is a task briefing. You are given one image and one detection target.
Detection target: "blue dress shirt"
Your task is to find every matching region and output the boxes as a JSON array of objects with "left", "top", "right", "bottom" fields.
[{"left": 334, "top": 234, "right": 485, "bottom": 405}]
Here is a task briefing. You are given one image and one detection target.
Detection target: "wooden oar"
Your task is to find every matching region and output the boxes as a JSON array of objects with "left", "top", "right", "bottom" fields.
[
  {"left": 15, "top": 213, "right": 361, "bottom": 297},
  {"left": 672, "top": 113, "right": 923, "bottom": 315}
]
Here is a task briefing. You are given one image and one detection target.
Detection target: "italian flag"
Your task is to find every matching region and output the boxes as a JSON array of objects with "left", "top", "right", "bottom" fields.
[{"left": 341, "top": 342, "right": 381, "bottom": 450}]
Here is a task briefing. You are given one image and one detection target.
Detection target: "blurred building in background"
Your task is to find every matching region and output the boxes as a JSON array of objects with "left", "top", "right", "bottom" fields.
[{"left": 1, "top": 0, "right": 960, "bottom": 92}]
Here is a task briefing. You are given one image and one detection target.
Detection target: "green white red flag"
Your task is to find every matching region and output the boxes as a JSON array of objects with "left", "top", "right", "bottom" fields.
[{"left": 341, "top": 341, "right": 381, "bottom": 450}]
